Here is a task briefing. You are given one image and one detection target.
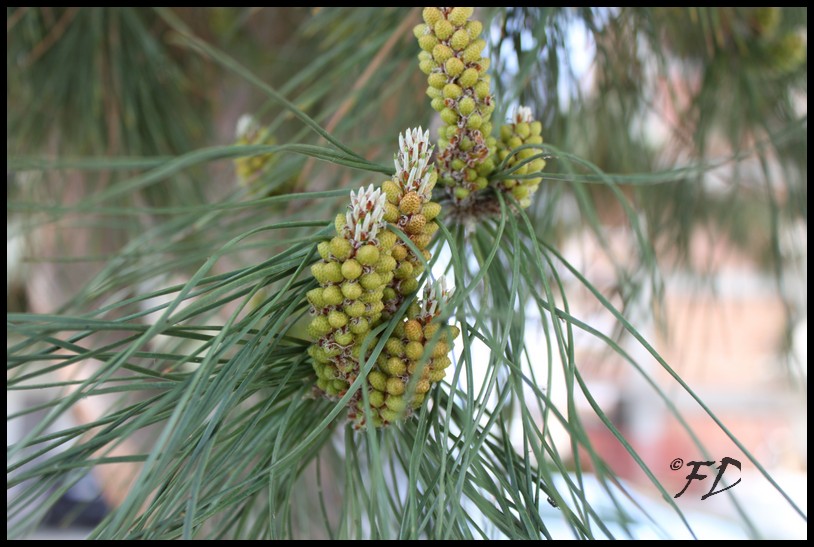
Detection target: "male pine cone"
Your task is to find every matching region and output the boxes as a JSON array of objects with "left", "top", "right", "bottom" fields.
[
  {"left": 350, "top": 279, "right": 460, "bottom": 428},
  {"left": 496, "top": 106, "right": 546, "bottom": 209},
  {"left": 307, "top": 128, "right": 457, "bottom": 429},
  {"left": 234, "top": 114, "right": 277, "bottom": 185},
  {"left": 381, "top": 127, "right": 442, "bottom": 316},
  {"left": 414, "top": 7, "right": 497, "bottom": 201},
  {"left": 307, "top": 185, "right": 397, "bottom": 398}
]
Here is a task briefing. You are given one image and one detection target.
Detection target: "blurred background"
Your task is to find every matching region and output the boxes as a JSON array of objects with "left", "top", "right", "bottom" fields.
[{"left": 7, "top": 7, "right": 807, "bottom": 539}]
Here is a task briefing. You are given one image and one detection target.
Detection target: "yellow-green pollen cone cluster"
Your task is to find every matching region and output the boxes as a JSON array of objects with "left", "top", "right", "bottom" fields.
[
  {"left": 380, "top": 127, "right": 442, "bottom": 316},
  {"left": 307, "top": 129, "right": 457, "bottom": 428},
  {"left": 414, "top": 7, "right": 497, "bottom": 201},
  {"left": 765, "top": 32, "right": 806, "bottom": 75},
  {"left": 496, "top": 106, "right": 546, "bottom": 209},
  {"left": 307, "top": 185, "right": 398, "bottom": 398},
  {"left": 348, "top": 278, "right": 460, "bottom": 428},
  {"left": 234, "top": 114, "right": 277, "bottom": 185}
]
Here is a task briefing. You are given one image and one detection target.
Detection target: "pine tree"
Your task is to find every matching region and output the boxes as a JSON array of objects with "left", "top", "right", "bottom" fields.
[{"left": 7, "top": 7, "right": 807, "bottom": 539}]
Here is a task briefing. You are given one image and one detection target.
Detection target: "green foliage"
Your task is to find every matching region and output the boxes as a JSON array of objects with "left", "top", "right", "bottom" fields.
[{"left": 7, "top": 7, "right": 807, "bottom": 539}]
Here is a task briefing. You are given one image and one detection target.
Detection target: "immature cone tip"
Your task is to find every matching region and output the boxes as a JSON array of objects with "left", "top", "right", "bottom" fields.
[
  {"left": 394, "top": 127, "right": 435, "bottom": 199},
  {"left": 513, "top": 105, "right": 534, "bottom": 124},
  {"left": 235, "top": 114, "right": 259, "bottom": 139},
  {"left": 346, "top": 184, "right": 387, "bottom": 242},
  {"left": 418, "top": 277, "right": 452, "bottom": 321}
]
